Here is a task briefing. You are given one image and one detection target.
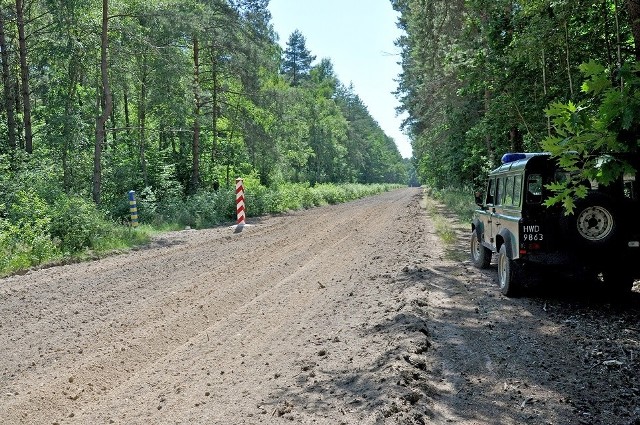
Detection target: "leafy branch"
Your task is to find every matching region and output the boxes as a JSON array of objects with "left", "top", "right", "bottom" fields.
[{"left": 542, "top": 60, "right": 640, "bottom": 213}]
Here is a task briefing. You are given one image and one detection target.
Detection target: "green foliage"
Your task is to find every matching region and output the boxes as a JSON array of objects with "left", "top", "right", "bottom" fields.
[
  {"left": 426, "top": 187, "right": 477, "bottom": 222},
  {"left": 150, "top": 190, "right": 235, "bottom": 229},
  {"left": 310, "top": 183, "right": 400, "bottom": 205},
  {"left": 393, "top": 0, "right": 639, "bottom": 191},
  {"left": 0, "top": 0, "right": 410, "bottom": 275},
  {"left": 49, "top": 196, "right": 112, "bottom": 253},
  {"left": 0, "top": 175, "right": 399, "bottom": 276},
  {"left": 282, "top": 30, "right": 316, "bottom": 86},
  {"left": 542, "top": 61, "right": 640, "bottom": 212},
  {"left": 2, "top": 0, "right": 406, "bottom": 212},
  {"left": 310, "top": 184, "right": 348, "bottom": 204},
  {"left": 0, "top": 218, "right": 60, "bottom": 275},
  {"left": 91, "top": 224, "right": 151, "bottom": 253},
  {"left": 0, "top": 189, "right": 59, "bottom": 274}
]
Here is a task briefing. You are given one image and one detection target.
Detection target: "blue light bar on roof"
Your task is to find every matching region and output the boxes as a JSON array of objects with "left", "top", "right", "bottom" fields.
[{"left": 501, "top": 153, "right": 527, "bottom": 164}]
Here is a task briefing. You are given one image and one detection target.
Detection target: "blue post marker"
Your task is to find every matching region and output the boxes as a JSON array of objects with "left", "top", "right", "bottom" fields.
[{"left": 128, "top": 190, "right": 139, "bottom": 227}]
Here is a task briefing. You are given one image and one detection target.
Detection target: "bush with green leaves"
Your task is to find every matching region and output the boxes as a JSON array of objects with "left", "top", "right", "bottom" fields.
[
  {"left": 0, "top": 190, "right": 60, "bottom": 275},
  {"left": 49, "top": 195, "right": 113, "bottom": 253},
  {"left": 0, "top": 217, "right": 60, "bottom": 274},
  {"left": 252, "top": 183, "right": 308, "bottom": 213},
  {"left": 153, "top": 189, "right": 236, "bottom": 229},
  {"left": 143, "top": 182, "right": 400, "bottom": 228},
  {"left": 0, "top": 181, "right": 401, "bottom": 276},
  {"left": 310, "top": 184, "right": 347, "bottom": 204},
  {"left": 427, "top": 187, "right": 477, "bottom": 222}
]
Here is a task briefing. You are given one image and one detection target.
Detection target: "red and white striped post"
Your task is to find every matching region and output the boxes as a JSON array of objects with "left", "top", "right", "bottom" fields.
[{"left": 235, "top": 178, "right": 246, "bottom": 225}]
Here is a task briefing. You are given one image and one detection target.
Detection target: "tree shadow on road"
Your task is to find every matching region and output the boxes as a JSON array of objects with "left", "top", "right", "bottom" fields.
[{"left": 408, "top": 260, "right": 640, "bottom": 425}]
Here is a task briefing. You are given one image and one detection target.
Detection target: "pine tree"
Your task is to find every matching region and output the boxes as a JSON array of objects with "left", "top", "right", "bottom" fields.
[{"left": 282, "top": 29, "right": 315, "bottom": 86}]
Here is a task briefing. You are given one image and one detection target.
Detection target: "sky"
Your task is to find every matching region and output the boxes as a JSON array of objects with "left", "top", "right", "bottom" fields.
[{"left": 267, "top": 0, "right": 412, "bottom": 158}]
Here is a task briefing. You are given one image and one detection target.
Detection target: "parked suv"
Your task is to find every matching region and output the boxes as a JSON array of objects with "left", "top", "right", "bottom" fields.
[{"left": 471, "top": 152, "right": 640, "bottom": 296}]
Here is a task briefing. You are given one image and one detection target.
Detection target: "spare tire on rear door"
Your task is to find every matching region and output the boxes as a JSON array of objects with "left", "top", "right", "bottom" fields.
[{"left": 560, "top": 192, "right": 620, "bottom": 249}]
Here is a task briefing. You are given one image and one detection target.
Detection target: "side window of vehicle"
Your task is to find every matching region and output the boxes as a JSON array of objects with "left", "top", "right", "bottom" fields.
[
  {"left": 513, "top": 175, "right": 522, "bottom": 207},
  {"left": 486, "top": 179, "right": 495, "bottom": 205},
  {"left": 495, "top": 177, "right": 503, "bottom": 206},
  {"left": 526, "top": 174, "right": 543, "bottom": 204},
  {"left": 504, "top": 176, "right": 514, "bottom": 206}
]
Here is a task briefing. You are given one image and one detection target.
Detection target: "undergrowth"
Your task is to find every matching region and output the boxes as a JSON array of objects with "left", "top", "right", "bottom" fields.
[
  {"left": 0, "top": 182, "right": 401, "bottom": 277},
  {"left": 422, "top": 187, "right": 476, "bottom": 246},
  {"left": 426, "top": 187, "right": 476, "bottom": 222}
]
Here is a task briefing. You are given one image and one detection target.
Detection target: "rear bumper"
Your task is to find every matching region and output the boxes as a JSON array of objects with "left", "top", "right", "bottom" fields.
[{"left": 520, "top": 245, "right": 640, "bottom": 277}]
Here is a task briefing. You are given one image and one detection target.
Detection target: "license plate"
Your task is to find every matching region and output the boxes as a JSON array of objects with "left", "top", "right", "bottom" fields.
[
  {"left": 522, "top": 225, "right": 543, "bottom": 242},
  {"left": 523, "top": 233, "right": 544, "bottom": 242}
]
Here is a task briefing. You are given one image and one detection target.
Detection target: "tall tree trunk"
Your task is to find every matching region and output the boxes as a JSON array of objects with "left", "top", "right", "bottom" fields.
[
  {"left": 62, "top": 60, "right": 80, "bottom": 192},
  {"left": 14, "top": 76, "right": 22, "bottom": 149},
  {"left": 564, "top": 21, "right": 574, "bottom": 98},
  {"left": 614, "top": 0, "right": 623, "bottom": 90},
  {"left": 110, "top": 90, "right": 116, "bottom": 146},
  {"left": 15, "top": 0, "right": 32, "bottom": 153},
  {"left": 138, "top": 54, "right": 148, "bottom": 187},
  {"left": 93, "top": 0, "right": 113, "bottom": 204},
  {"left": 509, "top": 126, "right": 523, "bottom": 152},
  {"left": 484, "top": 88, "right": 493, "bottom": 165},
  {"left": 190, "top": 36, "right": 201, "bottom": 194},
  {"left": 210, "top": 46, "right": 219, "bottom": 171},
  {"left": 626, "top": 0, "right": 640, "bottom": 60},
  {"left": 0, "top": 10, "right": 17, "bottom": 151},
  {"left": 541, "top": 48, "right": 551, "bottom": 136},
  {"left": 159, "top": 124, "right": 165, "bottom": 151},
  {"left": 124, "top": 84, "right": 131, "bottom": 135}
]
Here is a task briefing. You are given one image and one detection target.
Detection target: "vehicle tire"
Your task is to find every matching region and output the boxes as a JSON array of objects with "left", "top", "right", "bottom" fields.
[
  {"left": 561, "top": 192, "right": 619, "bottom": 248},
  {"left": 471, "top": 231, "right": 492, "bottom": 268},
  {"left": 497, "top": 244, "right": 520, "bottom": 297}
]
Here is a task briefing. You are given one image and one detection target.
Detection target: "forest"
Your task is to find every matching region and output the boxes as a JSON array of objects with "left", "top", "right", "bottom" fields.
[
  {"left": 392, "top": 0, "right": 640, "bottom": 196},
  {"left": 0, "top": 0, "right": 409, "bottom": 273},
  {"left": 7, "top": 0, "right": 639, "bottom": 275}
]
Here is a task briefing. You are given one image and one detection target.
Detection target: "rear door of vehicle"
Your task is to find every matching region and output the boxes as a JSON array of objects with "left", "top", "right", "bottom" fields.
[{"left": 520, "top": 172, "right": 546, "bottom": 254}]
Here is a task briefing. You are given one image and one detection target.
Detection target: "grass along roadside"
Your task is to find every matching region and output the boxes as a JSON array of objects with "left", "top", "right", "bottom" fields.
[
  {"left": 0, "top": 183, "right": 402, "bottom": 278},
  {"left": 421, "top": 187, "right": 476, "bottom": 260},
  {"left": 424, "top": 187, "right": 476, "bottom": 222},
  {"left": 422, "top": 195, "right": 457, "bottom": 244}
]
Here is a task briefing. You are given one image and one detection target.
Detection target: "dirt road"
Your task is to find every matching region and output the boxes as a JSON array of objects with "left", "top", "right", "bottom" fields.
[{"left": 1, "top": 188, "right": 639, "bottom": 424}]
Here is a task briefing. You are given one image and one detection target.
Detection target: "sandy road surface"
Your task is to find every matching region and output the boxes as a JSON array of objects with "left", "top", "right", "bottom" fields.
[{"left": 1, "top": 188, "right": 639, "bottom": 425}]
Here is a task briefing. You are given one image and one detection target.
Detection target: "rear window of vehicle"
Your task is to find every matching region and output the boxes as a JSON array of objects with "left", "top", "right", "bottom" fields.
[{"left": 526, "top": 174, "right": 543, "bottom": 204}]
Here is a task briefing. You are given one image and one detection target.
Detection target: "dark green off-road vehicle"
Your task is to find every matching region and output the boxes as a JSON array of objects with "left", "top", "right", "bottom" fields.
[{"left": 471, "top": 152, "right": 640, "bottom": 296}]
